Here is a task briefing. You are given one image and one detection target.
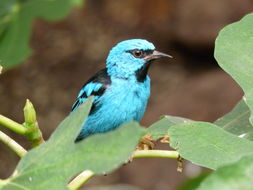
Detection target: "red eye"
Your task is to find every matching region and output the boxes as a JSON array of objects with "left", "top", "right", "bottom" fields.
[{"left": 133, "top": 50, "right": 143, "bottom": 58}]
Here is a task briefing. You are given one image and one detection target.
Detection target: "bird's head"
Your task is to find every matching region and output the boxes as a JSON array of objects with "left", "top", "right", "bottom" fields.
[{"left": 106, "top": 39, "right": 172, "bottom": 80}]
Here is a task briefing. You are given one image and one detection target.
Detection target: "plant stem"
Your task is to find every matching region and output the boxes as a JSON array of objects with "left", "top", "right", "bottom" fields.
[
  {"left": 0, "top": 115, "right": 27, "bottom": 135},
  {"left": 0, "top": 130, "right": 27, "bottom": 157},
  {"left": 0, "top": 100, "right": 44, "bottom": 148},
  {"left": 68, "top": 150, "right": 179, "bottom": 190},
  {"left": 68, "top": 170, "right": 94, "bottom": 190},
  {"left": 0, "top": 179, "right": 9, "bottom": 187},
  {"left": 133, "top": 150, "right": 179, "bottom": 159}
]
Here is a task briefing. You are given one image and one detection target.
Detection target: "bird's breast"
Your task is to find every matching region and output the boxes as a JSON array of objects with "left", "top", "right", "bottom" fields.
[
  {"left": 81, "top": 76, "right": 151, "bottom": 137},
  {"left": 103, "top": 77, "right": 151, "bottom": 121}
]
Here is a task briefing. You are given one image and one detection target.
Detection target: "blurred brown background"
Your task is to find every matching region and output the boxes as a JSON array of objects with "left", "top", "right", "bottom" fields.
[{"left": 1, "top": 0, "right": 252, "bottom": 189}]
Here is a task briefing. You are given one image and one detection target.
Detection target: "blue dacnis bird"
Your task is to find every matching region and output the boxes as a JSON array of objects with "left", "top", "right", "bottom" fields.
[{"left": 72, "top": 39, "right": 172, "bottom": 142}]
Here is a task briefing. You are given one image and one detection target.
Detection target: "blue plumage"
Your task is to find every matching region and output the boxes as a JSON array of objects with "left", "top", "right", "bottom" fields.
[{"left": 72, "top": 39, "right": 171, "bottom": 141}]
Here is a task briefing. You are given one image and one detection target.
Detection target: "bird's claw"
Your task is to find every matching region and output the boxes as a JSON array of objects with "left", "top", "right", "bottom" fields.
[{"left": 138, "top": 134, "right": 155, "bottom": 150}]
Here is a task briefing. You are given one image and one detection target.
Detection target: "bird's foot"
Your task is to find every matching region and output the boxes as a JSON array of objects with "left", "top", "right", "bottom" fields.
[
  {"left": 137, "top": 134, "right": 155, "bottom": 150},
  {"left": 124, "top": 135, "right": 154, "bottom": 165}
]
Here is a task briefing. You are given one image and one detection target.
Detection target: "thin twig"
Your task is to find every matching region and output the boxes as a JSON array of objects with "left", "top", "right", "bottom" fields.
[
  {"left": 133, "top": 150, "right": 179, "bottom": 159},
  {"left": 68, "top": 170, "right": 94, "bottom": 190},
  {"left": 0, "top": 115, "right": 27, "bottom": 135},
  {"left": 0, "top": 130, "right": 27, "bottom": 157}
]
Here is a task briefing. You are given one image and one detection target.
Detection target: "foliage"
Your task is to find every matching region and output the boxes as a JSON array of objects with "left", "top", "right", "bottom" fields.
[
  {"left": 0, "top": 97, "right": 145, "bottom": 190},
  {"left": 0, "top": 0, "right": 84, "bottom": 69},
  {"left": 198, "top": 154, "right": 253, "bottom": 190},
  {"left": 147, "top": 12, "right": 253, "bottom": 189},
  {"left": 214, "top": 13, "right": 253, "bottom": 125},
  {"left": 168, "top": 122, "right": 253, "bottom": 169},
  {"left": 215, "top": 99, "right": 253, "bottom": 140},
  {"left": 147, "top": 115, "right": 192, "bottom": 140},
  {"left": 0, "top": 5, "right": 253, "bottom": 190}
]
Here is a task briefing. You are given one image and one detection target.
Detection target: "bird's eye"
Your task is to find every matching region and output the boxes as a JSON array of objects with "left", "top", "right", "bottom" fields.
[{"left": 133, "top": 50, "right": 143, "bottom": 58}]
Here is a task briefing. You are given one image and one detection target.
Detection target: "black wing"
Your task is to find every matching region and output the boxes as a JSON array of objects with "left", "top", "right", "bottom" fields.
[{"left": 71, "top": 68, "right": 111, "bottom": 113}]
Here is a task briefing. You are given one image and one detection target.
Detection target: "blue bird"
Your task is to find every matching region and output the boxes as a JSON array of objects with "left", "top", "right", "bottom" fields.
[{"left": 72, "top": 39, "right": 172, "bottom": 142}]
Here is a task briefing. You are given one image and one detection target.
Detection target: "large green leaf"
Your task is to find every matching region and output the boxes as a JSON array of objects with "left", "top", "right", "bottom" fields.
[
  {"left": 214, "top": 13, "right": 253, "bottom": 125},
  {"left": 198, "top": 154, "right": 253, "bottom": 190},
  {"left": 0, "top": 0, "right": 15, "bottom": 17},
  {"left": 0, "top": 97, "right": 145, "bottom": 190},
  {"left": 168, "top": 122, "right": 253, "bottom": 170},
  {"left": 0, "top": 0, "right": 84, "bottom": 69},
  {"left": 0, "top": 0, "right": 16, "bottom": 34},
  {"left": 147, "top": 115, "right": 192, "bottom": 140},
  {"left": 0, "top": 10, "right": 33, "bottom": 69},
  {"left": 215, "top": 99, "right": 253, "bottom": 140}
]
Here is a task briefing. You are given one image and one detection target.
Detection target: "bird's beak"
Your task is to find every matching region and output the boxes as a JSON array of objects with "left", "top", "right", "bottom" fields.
[{"left": 144, "top": 50, "right": 173, "bottom": 61}]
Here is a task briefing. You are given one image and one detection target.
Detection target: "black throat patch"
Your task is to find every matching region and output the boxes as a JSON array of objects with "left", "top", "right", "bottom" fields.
[{"left": 135, "top": 61, "right": 151, "bottom": 82}]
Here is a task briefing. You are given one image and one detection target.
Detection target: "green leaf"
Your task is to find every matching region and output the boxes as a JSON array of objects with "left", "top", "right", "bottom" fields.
[
  {"left": 70, "top": 0, "right": 85, "bottom": 6},
  {"left": 214, "top": 13, "right": 253, "bottom": 125},
  {"left": 0, "top": 0, "right": 16, "bottom": 35},
  {"left": 0, "top": 97, "right": 145, "bottom": 190},
  {"left": 0, "top": 12, "right": 31, "bottom": 69},
  {"left": 168, "top": 122, "right": 253, "bottom": 170},
  {"left": 215, "top": 99, "right": 253, "bottom": 140},
  {"left": 0, "top": 0, "right": 84, "bottom": 69},
  {"left": 21, "top": 0, "right": 72, "bottom": 21},
  {"left": 198, "top": 154, "right": 253, "bottom": 190},
  {"left": 147, "top": 115, "right": 192, "bottom": 140},
  {"left": 0, "top": 0, "right": 16, "bottom": 17}
]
